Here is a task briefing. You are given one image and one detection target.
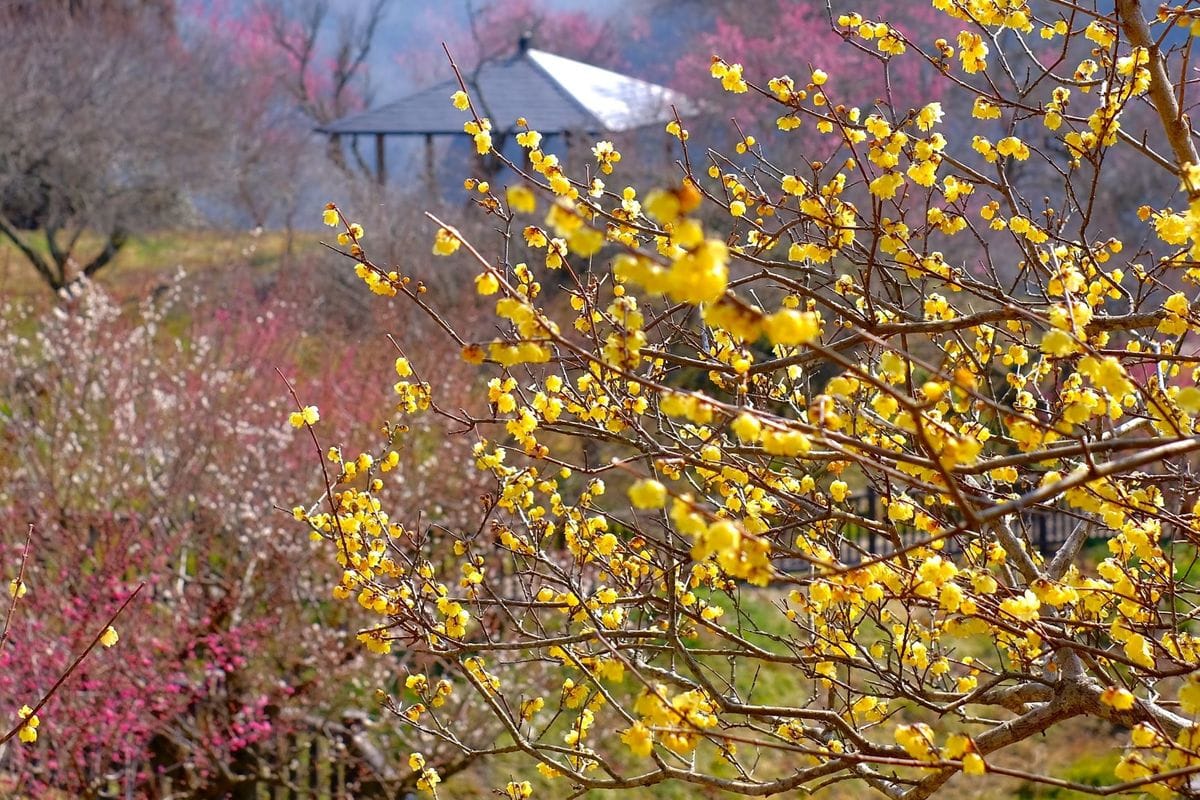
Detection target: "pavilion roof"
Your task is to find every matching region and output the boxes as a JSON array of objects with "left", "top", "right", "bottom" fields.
[{"left": 318, "top": 44, "right": 701, "bottom": 137}]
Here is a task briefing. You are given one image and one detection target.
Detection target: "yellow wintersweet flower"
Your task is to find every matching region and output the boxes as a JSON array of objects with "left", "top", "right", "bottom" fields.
[
  {"left": 1084, "top": 20, "right": 1115, "bottom": 47},
  {"left": 916, "top": 102, "right": 943, "bottom": 131},
  {"left": 99, "top": 625, "right": 119, "bottom": 648},
  {"left": 767, "top": 74, "right": 794, "bottom": 100},
  {"left": 1164, "top": 292, "right": 1190, "bottom": 316},
  {"left": 450, "top": 90, "right": 469, "bottom": 110},
  {"left": 475, "top": 272, "right": 500, "bottom": 295},
  {"left": 288, "top": 405, "right": 320, "bottom": 428},
  {"left": 869, "top": 172, "right": 905, "bottom": 199},
  {"left": 1130, "top": 723, "right": 1160, "bottom": 748},
  {"left": 1040, "top": 329, "right": 1080, "bottom": 357},
  {"left": 1100, "top": 686, "right": 1136, "bottom": 710},
  {"left": 520, "top": 696, "right": 545, "bottom": 721},
  {"left": 887, "top": 495, "right": 915, "bottom": 523},
  {"left": 996, "top": 136, "right": 1030, "bottom": 160},
  {"left": 945, "top": 733, "right": 978, "bottom": 769},
  {"left": 711, "top": 59, "right": 748, "bottom": 93},
  {"left": 972, "top": 97, "right": 1002, "bottom": 120},
  {"left": 762, "top": 428, "right": 810, "bottom": 456},
  {"left": 907, "top": 159, "right": 939, "bottom": 187},
  {"left": 895, "top": 723, "right": 938, "bottom": 761},
  {"left": 958, "top": 31, "right": 989, "bottom": 73},
  {"left": 1123, "top": 633, "right": 1156, "bottom": 670},
  {"left": 416, "top": 767, "right": 441, "bottom": 793},
  {"left": 1000, "top": 589, "right": 1041, "bottom": 623},
  {"left": 621, "top": 721, "right": 655, "bottom": 757},
  {"left": 629, "top": 478, "right": 667, "bottom": 509},
  {"left": 592, "top": 140, "right": 621, "bottom": 174},
  {"left": 506, "top": 185, "right": 537, "bottom": 214},
  {"left": 781, "top": 174, "right": 807, "bottom": 196},
  {"left": 516, "top": 130, "right": 542, "bottom": 149},
  {"left": 731, "top": 412, "right": 762, "bottom": 443},
  {"left": 763, "top": 309, "right": 820, "bottom": 346},
  {"left": 567, "top": 226, "right": 604, "bottom": 257},
  {"left": 504, "top": 781, "right": 533, "bottom": 800},
  {"left": 336, "top": 223, "right": 364, "bottom": 246},
  {"left": 962, "top": 753, "right": 986, "bottom": 775},
  {"left": 1179, "top": 674, "right": 1200, "bottom": 715},
  {"left": 17, "top": 705, "right": 38, "bottom": 744},
  {"left": 432, "top": 227, "right": 461, "bottom": 256},
  {"left": 665, "top": 239, "right": 729, "bottom": 304}
]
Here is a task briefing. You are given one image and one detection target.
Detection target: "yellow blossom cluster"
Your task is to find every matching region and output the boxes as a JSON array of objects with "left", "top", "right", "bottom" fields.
[{"left": 296, "top": 10, "right": 1200, "bottom": 797}]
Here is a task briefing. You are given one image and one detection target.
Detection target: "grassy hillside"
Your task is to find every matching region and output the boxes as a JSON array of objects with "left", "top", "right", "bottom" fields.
[{"left": 0, "top": 228, "right": 325, "bottom": 299}]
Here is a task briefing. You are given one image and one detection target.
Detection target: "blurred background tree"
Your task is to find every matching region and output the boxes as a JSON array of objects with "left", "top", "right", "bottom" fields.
[{"left": 0, "top": 2, "right": 221, "bottom": 291}]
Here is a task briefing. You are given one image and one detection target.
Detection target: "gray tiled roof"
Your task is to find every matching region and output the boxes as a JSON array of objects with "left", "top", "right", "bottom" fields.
[{"left": 318, "top": 48, "right": 700, "bottom": 136}]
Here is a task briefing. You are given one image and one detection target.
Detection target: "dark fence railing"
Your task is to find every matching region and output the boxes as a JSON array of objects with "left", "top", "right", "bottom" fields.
[{"left": 779, "top": 488, "right": 1092, "bottom": 571}]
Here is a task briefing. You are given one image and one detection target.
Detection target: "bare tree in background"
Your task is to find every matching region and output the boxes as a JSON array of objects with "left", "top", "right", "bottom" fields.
[
  {"left": 458, "top": 0, "right": 627, "bottom": 69},
  {"left": 0, "top": 4, "right": 223, "bottom": 293},
  {"left": 2, "top": 0, "right": 176, "bottom": 28},
  {"left": 255, "top": 0, "right": 388, "bottom": 179},
  {"left": 194, "top": 29, "right": 320, "bottom": 247}
]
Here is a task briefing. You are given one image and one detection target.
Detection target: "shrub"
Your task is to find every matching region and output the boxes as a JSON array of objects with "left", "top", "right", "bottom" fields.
[{"left": 0, "top": 273, "right": 496, "bottom": 796}]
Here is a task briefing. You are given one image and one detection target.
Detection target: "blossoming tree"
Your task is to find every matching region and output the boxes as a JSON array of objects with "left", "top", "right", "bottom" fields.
[{"left": 298, "top": 1, "right": 1200, "bottom": 796}]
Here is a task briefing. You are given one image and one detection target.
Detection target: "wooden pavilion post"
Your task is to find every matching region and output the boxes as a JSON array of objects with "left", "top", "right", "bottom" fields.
[
  {"left": 424, "top": 134, "right": 438, "bottom": 199},
  {"left": 374, "top": 133, "right": 387, "bottom": 185}
]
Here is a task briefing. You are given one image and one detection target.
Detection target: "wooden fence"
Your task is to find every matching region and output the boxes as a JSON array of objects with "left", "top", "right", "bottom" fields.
[{"left": 3, "top": 720, "right": 409, "bottom": 800}]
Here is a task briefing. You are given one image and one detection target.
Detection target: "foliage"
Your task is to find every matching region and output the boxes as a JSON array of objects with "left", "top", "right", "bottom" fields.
[
  {"left": 302, "top": 2, "right": 1200, "bottom": 798},
  {"left": 227, "top": 0, "right": 387, "bottom": 184}
]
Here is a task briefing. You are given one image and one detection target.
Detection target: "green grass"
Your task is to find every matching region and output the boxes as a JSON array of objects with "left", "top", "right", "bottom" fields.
[
  {"left": 1009, "top": 750, "right": 1130, "bottom": 800},
  {"left": 430, "top": 587, "right": 1133, "bottom": 799}
]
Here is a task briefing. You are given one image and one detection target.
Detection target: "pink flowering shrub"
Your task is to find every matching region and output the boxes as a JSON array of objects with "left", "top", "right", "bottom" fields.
[
  {"left": 0, "top": 515, "right": 277, "bottom": 795},
  {"left": 0, "top": 271, "right": 495, "bottom": 796}
]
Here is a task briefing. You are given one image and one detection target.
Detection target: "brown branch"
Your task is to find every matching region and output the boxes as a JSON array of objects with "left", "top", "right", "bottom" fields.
[
  {"left": 0, "top": 583, "right": 144, "bottom": 746},
  {"left": 0, "top": 524, "right": 34, "bottom": 657},
  {"left": 1115, "top": 0, "right": 1200, "bottom": 181},
  {"left": 0, "top": 213, "right": 57, "bottom": 290}
]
